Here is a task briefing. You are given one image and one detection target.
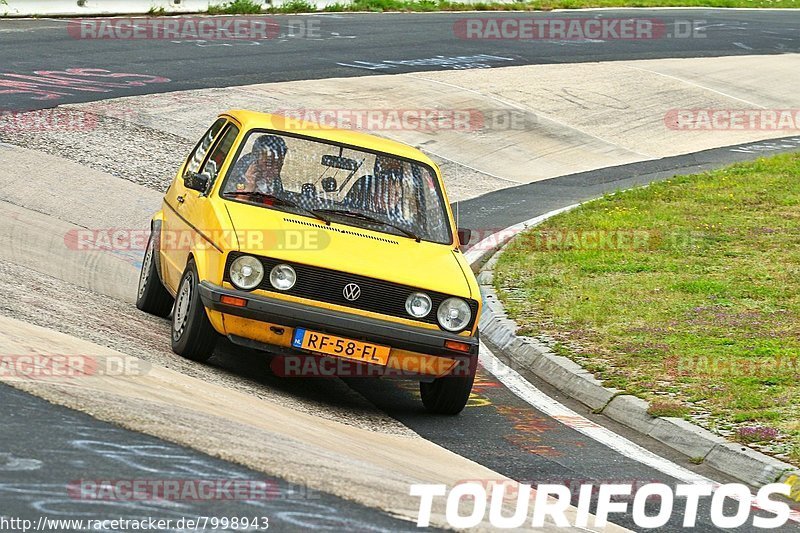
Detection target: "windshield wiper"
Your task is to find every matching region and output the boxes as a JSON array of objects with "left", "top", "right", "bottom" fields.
[
  {"left": 223, "top": 191, "right": 330, "bottom": 225},
  {"left": 316, "top": 208, "right": 421, "bottom": 242}
]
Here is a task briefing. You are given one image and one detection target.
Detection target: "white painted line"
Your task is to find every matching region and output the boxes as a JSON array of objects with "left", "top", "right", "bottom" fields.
[
  {"left": 467, "top": 197, "right": 800, "bottom": 523},
  {"left": 478, "top": 341, "right": 800, "bottom": 524},
  {"left": 480, "top": 341, "right": 706, "bottom": 483},
  {"left": 463, "top": 203, "right": 581, "bottom": 265}
]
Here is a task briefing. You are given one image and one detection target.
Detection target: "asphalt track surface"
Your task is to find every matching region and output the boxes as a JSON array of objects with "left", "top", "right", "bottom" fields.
[
  {"left": 0, "top": 385, "right": 424, "bottom": 532},
  {"left": 459, "top": 135, "right": 800, "bottom": 232},
  {"left": 2, "top": 9, "right": 800, "bottom": 532},
  {"left": 1, "top": 10, "right": 800, "bottom": 112}
]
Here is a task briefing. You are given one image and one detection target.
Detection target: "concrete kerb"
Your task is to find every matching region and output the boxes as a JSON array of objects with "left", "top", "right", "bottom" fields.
[{"left": 469, "top": 203, "right": 800, "bottom": 491}]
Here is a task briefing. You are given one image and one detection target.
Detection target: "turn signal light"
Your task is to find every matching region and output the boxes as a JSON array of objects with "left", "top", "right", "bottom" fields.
[
  {"left": 220, "top": 295, "right": 248, "bottom": 307},
  {"left": 444, "top": 340, "right": 471, "bottom": 353}
]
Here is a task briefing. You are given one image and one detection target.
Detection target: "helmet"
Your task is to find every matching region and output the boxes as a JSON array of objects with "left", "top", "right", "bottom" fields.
[
  {"left": 374, "top": 155, "right": 403, "bottom": 180},
  {"left": 253, "top": 135, "right": 287, "bottom": 158}
]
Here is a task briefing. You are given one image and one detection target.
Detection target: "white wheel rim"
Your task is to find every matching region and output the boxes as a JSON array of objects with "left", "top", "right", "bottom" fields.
[
  {"left": 137, "top": 238, "right": 154, "bottom": 300},
  {"left": 173, "top": 275, "right": 192, "bottom": 338}
]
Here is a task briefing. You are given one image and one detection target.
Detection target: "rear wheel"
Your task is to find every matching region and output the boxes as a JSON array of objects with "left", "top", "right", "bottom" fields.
[
  {"left": 136, "top": 231, "right": 173, "bottom": 318},
  {"left": 420, "top": 357, "right": 476, "bottom": 415},
  {"left": 171, "top": 260, "right": 217, "bottom": 362}
]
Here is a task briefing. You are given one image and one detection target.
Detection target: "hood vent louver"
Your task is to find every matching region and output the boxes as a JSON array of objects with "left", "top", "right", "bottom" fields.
[{"left": 283, "top": 217, "right": 400, "bottom": 245}]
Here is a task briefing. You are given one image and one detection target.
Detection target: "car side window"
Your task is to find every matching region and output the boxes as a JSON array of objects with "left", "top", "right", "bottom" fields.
[
  {"left": 200, "top": 125, "right": 239, "bottom": 191},
  {"left": 184, "top": 118, "right": 226, "bottom": 179}
]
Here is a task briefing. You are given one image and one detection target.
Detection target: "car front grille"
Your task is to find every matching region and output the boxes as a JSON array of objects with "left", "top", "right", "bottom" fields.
[{"left": 224, "top": 252, "right": 479, "bottom": 331}]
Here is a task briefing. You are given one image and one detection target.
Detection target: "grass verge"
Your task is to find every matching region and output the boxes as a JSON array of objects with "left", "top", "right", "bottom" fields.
[
  {"left": 208, "top": 0, "right": 799, "bottom": 14},
  {"left": 493, "top": 153, "right": 800, "bottom": 465},
  {"left": 208, "top": 0, "right": 265, "bottom": 14}
]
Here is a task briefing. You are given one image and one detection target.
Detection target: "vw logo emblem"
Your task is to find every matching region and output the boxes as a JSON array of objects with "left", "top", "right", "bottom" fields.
[{"left": 342, "top": 283, "right": 361, "bottom": 301}]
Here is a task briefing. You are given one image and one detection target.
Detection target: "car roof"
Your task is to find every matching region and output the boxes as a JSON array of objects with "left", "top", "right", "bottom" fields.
[{"left": 222, "top": 110, "right": 438, "bottom": 169}]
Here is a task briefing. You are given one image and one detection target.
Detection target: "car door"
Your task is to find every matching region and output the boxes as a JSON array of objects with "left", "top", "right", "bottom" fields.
[
  {"left": 178, "top": 122, "right": 241, "bottom": 271},
  {"left": 160, "top": 118, "right": 227, "bottom": 292}
]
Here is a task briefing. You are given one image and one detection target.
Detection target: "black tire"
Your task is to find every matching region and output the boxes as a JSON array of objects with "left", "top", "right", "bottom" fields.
[
  {"left": 136, "top": 230, "right": 173, "bottom": 318},
  {"left": 171, "top": 260, "right": 217, "bottom": 362},
  {"left": 419, "top": 357, "right": 477, "bottom": 415}
]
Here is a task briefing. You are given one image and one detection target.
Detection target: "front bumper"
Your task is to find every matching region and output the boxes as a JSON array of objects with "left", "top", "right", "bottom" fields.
[{"left": 198, "top": 281, "right": 479, "bottom": 359}]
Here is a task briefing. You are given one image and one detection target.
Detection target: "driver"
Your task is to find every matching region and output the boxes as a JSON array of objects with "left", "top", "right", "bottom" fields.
[
  {"left": 370, "top": 156, "right": 413, "bottom": 226},
  {"left": 226, "top": 134, "right": 287, "bottom": 195}
]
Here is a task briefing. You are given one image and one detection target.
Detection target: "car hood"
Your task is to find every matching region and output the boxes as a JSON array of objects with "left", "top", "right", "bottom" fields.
[{"left": 222, "top": 201, "right": 473, "bottom": 299}]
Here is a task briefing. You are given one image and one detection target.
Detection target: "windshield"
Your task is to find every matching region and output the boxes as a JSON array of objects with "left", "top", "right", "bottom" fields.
[{"left": 219, "top": 131, "right": 452, "bottom": 244}]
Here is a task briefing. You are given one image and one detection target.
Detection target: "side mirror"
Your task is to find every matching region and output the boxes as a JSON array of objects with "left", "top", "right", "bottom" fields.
[
  {"left": 321, "top": 176, "right": 338, "bottom": 193},
  {"left": 184, "top": 171, "right": 209, "bottom": 193},
  {"left": 457, "top": 227, "right": 472, "bottom": 246}
]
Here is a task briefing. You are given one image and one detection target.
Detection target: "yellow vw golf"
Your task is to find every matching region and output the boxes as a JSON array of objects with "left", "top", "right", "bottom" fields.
[{"left": 136, "top": 110, "right": 481, "bottom": 414}]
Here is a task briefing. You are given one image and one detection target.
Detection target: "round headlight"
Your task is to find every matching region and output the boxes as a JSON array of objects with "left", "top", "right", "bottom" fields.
[
  {"left": 405, "top": 292, "right": 432, "bottom": 318},
  {"left": 437, "top": 297, "right": 472, "bottom": 332},
  {"left": 269, "top": 264, "right": 296, "bottom": 291},
  {"left": 229, "top": 255, "right": 264, "bottom": 290}
]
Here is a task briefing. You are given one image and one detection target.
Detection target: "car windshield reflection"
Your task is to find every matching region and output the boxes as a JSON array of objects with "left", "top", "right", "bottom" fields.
[{"left": 220, "top": 131, "right": 452, "bottom": 244}]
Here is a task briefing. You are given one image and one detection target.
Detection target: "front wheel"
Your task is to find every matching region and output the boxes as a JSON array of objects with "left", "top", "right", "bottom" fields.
[
  {"left": 419, "top": 357, "right": 476, "bottom": 415},
  {"left": 171, "top": 260, "right": 217, "bottom": 362},
  {"left": 136, "top": 231, "right": 173, "bottom": 318}
]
